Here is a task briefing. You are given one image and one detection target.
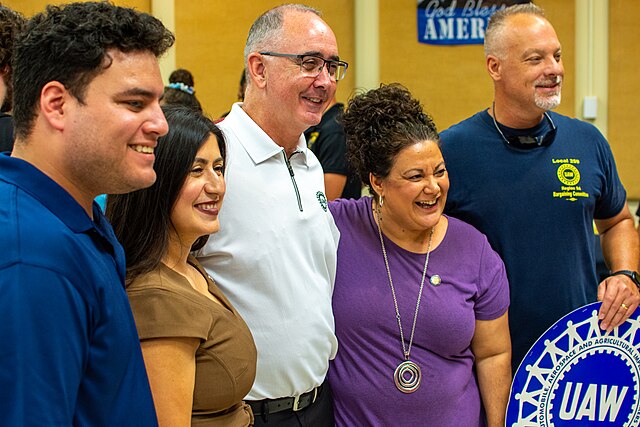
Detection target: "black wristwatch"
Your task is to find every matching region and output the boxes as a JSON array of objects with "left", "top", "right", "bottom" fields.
[{"left": 609, "top": 270, "right": 640, "bottom": 290}]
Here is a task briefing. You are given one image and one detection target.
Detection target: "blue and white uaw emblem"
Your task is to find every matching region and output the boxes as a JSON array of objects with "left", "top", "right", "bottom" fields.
[{"left": 507, "top": 302, "right": 640, "bottom": 426}]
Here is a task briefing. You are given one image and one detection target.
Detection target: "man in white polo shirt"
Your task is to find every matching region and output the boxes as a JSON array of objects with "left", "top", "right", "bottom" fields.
[{"left": 197, "top": 4, "right": 347, "bottom": 426}]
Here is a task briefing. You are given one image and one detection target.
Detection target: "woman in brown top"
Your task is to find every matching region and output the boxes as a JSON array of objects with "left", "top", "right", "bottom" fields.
[{"left": 107, "top": 105, "right": 257, "bottom": 426}]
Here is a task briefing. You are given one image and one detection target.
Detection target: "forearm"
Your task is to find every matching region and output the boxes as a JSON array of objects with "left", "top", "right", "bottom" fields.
[
  {"left": 597, "top": 214, "right": 640, "bottom": 330},
  {"left": 323, "top": 173, "right": 347, "bottom": 201},
  {"left": 476, "top": 352, "right": 511, "bottom": 427},
  {"left": 141, "top": 338, "right": 198, "bottom": 426},
  {"left": 598, "top": 208, "right": 639, "bottom": 272},
  {"left": 636, "top": 223, "right": 640, "bottom": 270}
]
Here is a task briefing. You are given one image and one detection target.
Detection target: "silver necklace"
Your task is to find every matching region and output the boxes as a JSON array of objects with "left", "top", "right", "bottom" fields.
[{"left": 376, "top": 203, "right": 434, "bottom": 394}]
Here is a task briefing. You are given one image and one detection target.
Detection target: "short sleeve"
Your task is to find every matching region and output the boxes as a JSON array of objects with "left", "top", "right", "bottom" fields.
[
  {"left": 592, "top": 128, "right": 627, "bottom": 220},
  {"left": 0, "top": 264, "right": 89, "bottom": 424},
  {"left": 475, "top": 239, "right": 510, "bottom": 321},
  {"left": 328, "top": 198, "right": 346, "bottom": 221},
  {"left": 127, "top": 276, "right": 212, "bottom": 341},
  {"left": 314, "top": 131, "right": 349, "bottom": 175}
]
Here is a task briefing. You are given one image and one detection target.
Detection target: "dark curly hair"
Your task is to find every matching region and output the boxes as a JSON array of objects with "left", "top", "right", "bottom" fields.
[
  {"left": 106, "top": 105, "right": 225, "bottom": 285},
  {"left": 13, "top": 1, "right": 175, "bottom": 140},
  {"left": 343, "top": 83, "right": 439, "bottom": 196},
  {"left": 161, "top": 68, "right": 202, "bottom": 111},
  {"left": 0, "top": 5, "right": 25, "bottom": 112}
]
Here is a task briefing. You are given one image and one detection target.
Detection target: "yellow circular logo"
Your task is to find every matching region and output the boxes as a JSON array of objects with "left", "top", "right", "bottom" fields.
[{"left": 557, "top": 164, "right": 580, "bottom": 186}]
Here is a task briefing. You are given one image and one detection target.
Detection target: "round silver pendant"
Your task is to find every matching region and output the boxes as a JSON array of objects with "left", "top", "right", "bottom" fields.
[
  {"left": 430, "top": 274, "right": 441, "bottom": 286},
  {"left": 394, "top": 360, "right": 421, "bottom": 393}
]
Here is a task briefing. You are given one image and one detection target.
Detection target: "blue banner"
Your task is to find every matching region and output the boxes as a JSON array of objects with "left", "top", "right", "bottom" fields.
[
  {"left": 507, "top": 302, "right": 640, "bottom": 426},
  {"left": 417, "top": 0, "right": 527, "bottom": 45}
]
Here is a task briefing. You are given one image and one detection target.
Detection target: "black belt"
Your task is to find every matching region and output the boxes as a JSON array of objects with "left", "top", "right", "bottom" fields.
[{"left": 247, "top": 384, "right": 322, "bottom": 416}]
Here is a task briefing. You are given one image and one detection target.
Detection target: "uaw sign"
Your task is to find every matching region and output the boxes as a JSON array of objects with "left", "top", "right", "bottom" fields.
[
  {"left": 507, "top": 302, "right": 640, "bottom": 426},
  {"left": 417, "top": 0, "right": 528, "bottom": 45}
]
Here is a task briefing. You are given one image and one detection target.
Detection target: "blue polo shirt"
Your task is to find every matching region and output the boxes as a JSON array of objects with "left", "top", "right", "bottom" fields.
[{"left": 0, "top": 154, "right": 157, "bottom": 426}]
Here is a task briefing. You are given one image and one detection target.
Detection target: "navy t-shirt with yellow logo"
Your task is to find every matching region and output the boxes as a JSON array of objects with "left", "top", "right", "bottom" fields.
[{"left": 440, "top": 110, "right": 626, "bottom": 371}]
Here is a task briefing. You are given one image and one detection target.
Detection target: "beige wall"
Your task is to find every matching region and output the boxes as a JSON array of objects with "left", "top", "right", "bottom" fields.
[
  {"left": 5, "top": 0, "right": 150, "bottom": 15},
  {"left": 609, "top": 2, "right": 640, "bottom": 198},
  {"left": 5, "top": 1, "right": 639, "bottom": 196},
  {"left": 379, "top": 0, "right": 575, "bottom": 131},
  {"left": 173, "top": 0, "right": 354, "bottom": 118},
  {"left": 1, "top": 1, "right": 577, "bottom": 126},
  {"left": 5, "top": 0, "right": 353, "bottom": 119}
]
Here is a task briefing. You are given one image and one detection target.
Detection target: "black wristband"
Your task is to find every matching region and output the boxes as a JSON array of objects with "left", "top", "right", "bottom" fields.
[{"left": 610, "top": 270, "right": 640, "bottom": 290}]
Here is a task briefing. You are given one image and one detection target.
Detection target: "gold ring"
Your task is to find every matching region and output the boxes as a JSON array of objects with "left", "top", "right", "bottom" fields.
[{"left": 621, "top": 303, "right": 629, "bottom": 310}]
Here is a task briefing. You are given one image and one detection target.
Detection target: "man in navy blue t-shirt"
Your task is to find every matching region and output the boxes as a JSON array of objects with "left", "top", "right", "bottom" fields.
[
  {"left": 441, "top": 3, "right": 640, "bottom": 371},
  {"left": 0, "top": 3, "right": 174, "bottom": 425}
]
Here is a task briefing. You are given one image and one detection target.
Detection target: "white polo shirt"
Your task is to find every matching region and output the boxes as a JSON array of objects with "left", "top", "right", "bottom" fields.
[{"left": 198, "top": 103, "right": 340, "bottom": 400}]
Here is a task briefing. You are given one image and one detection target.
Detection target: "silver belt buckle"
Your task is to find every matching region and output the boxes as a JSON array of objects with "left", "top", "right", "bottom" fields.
[
  {"left": 292, "top": 386, "right": 319, "bottom": 411},
  {"left": 292, "top": 394, "right": 302, "bottom": 411}
]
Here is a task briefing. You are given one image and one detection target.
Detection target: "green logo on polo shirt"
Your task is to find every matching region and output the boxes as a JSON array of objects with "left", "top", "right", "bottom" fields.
[{"left": 316, "top": 191, "right": 328, "bottom": 211}]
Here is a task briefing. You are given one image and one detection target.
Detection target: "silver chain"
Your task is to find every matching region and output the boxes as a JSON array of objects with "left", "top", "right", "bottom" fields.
[{"left": 376, "top": 203, "right": 434, "bottom": 361}]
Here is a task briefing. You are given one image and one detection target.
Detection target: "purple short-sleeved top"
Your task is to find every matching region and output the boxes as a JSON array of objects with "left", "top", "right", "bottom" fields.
[{"left": 328, "top": 197, "right": 509, "bottom": 427}]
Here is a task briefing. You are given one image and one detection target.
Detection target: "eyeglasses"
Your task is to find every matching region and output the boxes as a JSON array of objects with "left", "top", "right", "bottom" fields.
[
  {"left": 491, "top": 102, "right": 557, "bottom": 149},
  {"left": 259, "top": 52, "right": 348, "bottom": 81}
]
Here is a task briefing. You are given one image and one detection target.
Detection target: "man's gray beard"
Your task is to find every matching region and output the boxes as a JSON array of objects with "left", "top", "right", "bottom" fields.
[{"left": 535, "top": 93, "right": 561, "bottom": 111}]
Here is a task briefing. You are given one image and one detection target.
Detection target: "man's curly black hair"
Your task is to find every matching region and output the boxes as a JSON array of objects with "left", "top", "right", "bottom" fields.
[
  {"left": 12, "top": 1, "right": 175, "bottom": 140},
  {"left": 0, "top": 5, "right": 25, "bottom": 112},
  {"left": 342, "top": 83, "right": 439, "bottom": 196}
]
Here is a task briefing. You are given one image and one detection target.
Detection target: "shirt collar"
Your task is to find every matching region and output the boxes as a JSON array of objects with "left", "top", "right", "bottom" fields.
[
  {"left": 222, "top": 103, "right": 310, "bottom": 165},
  {"left": 0, "top": 153, "right": 100, "bottom": 233}
]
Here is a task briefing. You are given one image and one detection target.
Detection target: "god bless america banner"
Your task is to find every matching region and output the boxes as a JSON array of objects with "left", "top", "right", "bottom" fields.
[{"left": 417, "top": 0, "right": 529, "bottom": 45}]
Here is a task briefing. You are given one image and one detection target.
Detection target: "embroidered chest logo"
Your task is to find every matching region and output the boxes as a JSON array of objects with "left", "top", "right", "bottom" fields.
[
  {"left": 316, "top": 191, "right": 328, "bottom": 211},
  {"left": 552, "top": 158, "right": 589, "bottom": 202}
]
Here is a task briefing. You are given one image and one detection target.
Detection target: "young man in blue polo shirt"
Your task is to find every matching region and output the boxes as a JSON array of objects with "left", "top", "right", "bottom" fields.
[{"left": 0, "top": 3, "right": 174, "bottom": 425}]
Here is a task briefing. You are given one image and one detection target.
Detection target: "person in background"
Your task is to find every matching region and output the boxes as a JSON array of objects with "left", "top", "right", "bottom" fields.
[
  {"left": 440, "top": 2, "right": 640, "bottom": 372},
  {"left": 220, "top": 68, "right": 247, "bottom": 119},
  {"left": 237, "top": 67, "right": 247, "bottom": 102},
  {"left": 0, "top": 2, "right": 173, "bottom": 425},
  {"left": 197, "top": 4, "right": 346, "bottom": 426},
  {"left": 0, "top": 5, "right": 25, "bottom": 152},
  {"left": 305, "top": 96, "right": 361, "bottom": 200},
  {"left": 161, "top": 68, "right": 202, "bottom": 111},
  {"left": 107, "top": 105, "right": 257, "bottom": 426},
  {"left": 328, "top": 83, "right": 511, "bottom": 427}
]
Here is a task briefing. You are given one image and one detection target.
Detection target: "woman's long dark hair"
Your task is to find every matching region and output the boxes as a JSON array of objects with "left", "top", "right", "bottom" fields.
[{"left": 106, "top": 105, "right": 225, "bottom": 285}]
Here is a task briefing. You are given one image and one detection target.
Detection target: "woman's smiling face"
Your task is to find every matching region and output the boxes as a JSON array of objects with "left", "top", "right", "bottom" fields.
[
  {"left": 373, "top": 139, "right": 448, "bottom": 233},
  {"left": 170, "top": 135, "right": 225, "bottom": 244}
]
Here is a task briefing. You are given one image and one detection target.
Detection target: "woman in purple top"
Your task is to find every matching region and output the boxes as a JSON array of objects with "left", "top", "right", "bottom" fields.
[{"left": 328, "top": 84, "right": 511, "bottom": 427}]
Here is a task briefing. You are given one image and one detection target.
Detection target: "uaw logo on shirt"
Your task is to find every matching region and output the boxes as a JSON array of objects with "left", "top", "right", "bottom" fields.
[
  {"left": 552, "top": 158, "right": 589, "bottom": 202},
  {"left": 316, "top": 191, "right": 328, "bottom": 212},
  {"left": 307, "top": 131, "right": 319, "bottom": 149},
  {"left": 507, "top": 302, "right": 640, "bottom": 426}
]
